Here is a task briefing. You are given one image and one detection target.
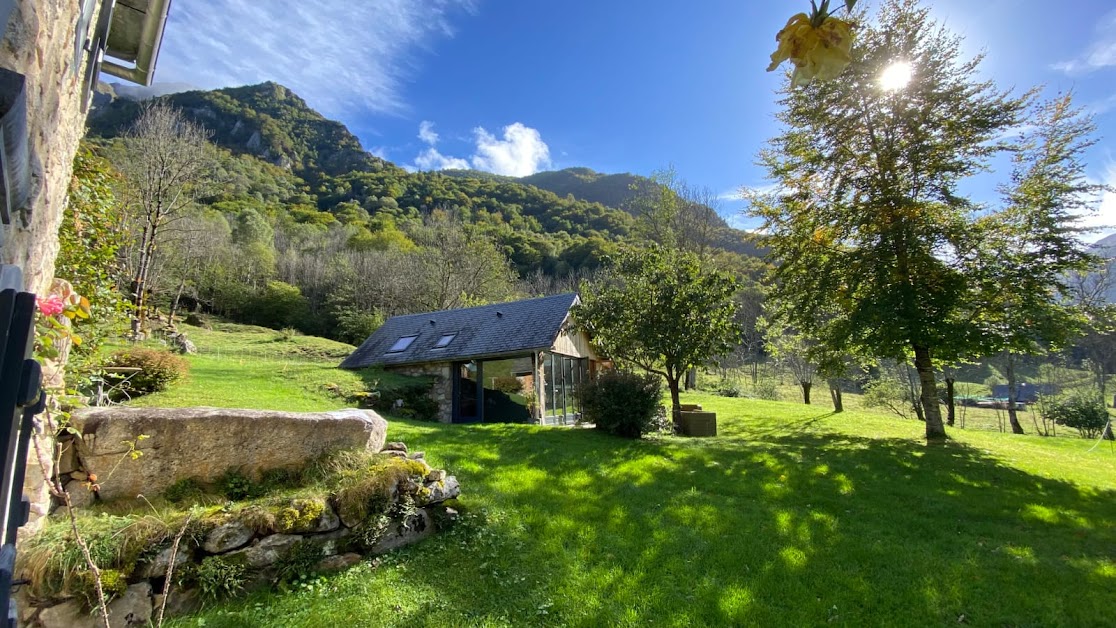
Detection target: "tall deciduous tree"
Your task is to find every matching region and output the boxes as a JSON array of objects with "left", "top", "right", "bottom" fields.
[
  {"left": 574, "top": 246, "right": 740, "bottom": 426},
  {"left": 969, "top": 93, "right": 1106, "bottom": 433},
  {"left": 116, "top": 102, "right": 215, "bottom": 324},
  {"left": 764, "top": 324, "right": 818, "bottom": 405},
  {"left": 409, "top": 211, "right": 517, "bottom": 312},
  {"left": 752, "top": 0, "right": 1032, "bottom": 439}
]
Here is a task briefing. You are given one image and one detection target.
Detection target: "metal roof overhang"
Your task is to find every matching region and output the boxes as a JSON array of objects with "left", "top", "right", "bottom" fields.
[{"left": 102, "top": 0, "right": 173, "bottom": 86}]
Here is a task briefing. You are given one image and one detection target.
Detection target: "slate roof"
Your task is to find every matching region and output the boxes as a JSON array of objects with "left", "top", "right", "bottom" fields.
[{"left": 339, "top": 293, "right": 579, "bottom": 369}]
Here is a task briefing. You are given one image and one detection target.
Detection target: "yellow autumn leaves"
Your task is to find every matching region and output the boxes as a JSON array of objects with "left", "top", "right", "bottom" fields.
[{"left": 767, "top": 5, "right": 856, "bottom": 87}]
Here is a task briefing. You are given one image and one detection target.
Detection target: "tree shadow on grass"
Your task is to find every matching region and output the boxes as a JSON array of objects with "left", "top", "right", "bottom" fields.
[
  {"left": 384, "top": 420, "right": 1116, "bottom": 627},
  {"left": 186, "top": 418, "right": 1116, "bottom": 627}
]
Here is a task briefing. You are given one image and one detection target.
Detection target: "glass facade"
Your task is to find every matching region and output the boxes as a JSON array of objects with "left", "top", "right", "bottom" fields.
[
  {"left": 480, "top": 357, "right": 532, "bottom": 423},
  {"left": 542, "top": 352, "right": 589, "bottom": 426},
  {"left": 454, "top": 352, "right": 589, "bottom": 425},
  {"left": 456, "top": 361, "right": 479, "bottom": 422},
  {"left": 454, "top": 356, "right": 534, "bottom": 423}
]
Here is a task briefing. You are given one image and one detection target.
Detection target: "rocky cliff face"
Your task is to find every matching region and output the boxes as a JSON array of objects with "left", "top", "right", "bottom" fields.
[{"left": 88, "top": 81, "right": 387, "bottom": 178}]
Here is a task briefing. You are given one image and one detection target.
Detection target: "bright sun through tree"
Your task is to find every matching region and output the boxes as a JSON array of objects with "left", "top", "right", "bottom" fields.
[{"left": 880, "top": 61, "right": 913, "bottom": 91}]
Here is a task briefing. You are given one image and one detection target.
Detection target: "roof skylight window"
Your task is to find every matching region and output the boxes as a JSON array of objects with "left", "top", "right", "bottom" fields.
[
  {"left": 387, "top": 335, "right": 418, "bottom": 353},
  {"left": 432, "top": 333, "right": 457, "bottom": 349}
]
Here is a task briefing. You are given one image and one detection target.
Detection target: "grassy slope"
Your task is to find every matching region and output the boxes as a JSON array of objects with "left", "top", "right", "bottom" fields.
[
  {"left": 128, "top": 323, "right": 383, "bottom": 412},
  {"left": 146, "top": 324, "right": 1115, "bottom": 627}
]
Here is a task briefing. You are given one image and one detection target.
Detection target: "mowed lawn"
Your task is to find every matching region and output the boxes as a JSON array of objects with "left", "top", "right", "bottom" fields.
[{"left": 145, "top": 325, "right": 1115, "bottom": 627}]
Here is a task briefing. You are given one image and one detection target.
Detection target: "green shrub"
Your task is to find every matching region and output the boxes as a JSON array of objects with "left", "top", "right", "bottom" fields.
[
  {"left": 274, "top": 539, "right": 326, "bottom": 583},
  {"left": 577, "top": 370, "right": 663, "bottom": 439},
  {"left": 196, "top": 555, "right": 247, "bottom": 600},
  {"left": 331, "top": 306, "right": 385, "bottom": 346},
  {"left": 491, "top": 376, "right": 524, "bottom": 395},
  {"left": 246, "top": 280, "right": 310, "bottom": 330},
  {"left": 218, "top": 469, "right": 257, "bottom": 501},
  {"left": 164, "top": 477, "right": 207, "bottom": 504},
  {"left": 1045, "top": 394, "right": 1111, "bottom": 439},
  {"left": 373, "top": 381, "right": 439, "bottom": 421},
  {"left": 717, "top": 382, "right": 742, "bottom": 398},
  {"left": 104, "top": 347, "right": 189, "bottom": 397},
  {"left": 751, "top": 379, "right": 780, "bottom": 401}
]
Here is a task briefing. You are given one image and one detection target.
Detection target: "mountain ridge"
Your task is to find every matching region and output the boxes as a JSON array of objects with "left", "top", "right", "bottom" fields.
[{"left": 88, "top": 81, "right": 762, "bottom": 260}]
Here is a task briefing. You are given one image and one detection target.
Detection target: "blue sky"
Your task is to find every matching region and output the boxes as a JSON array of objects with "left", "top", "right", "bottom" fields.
[{"left": 154, "top": 0, "right": 1115, "bottom": 237}]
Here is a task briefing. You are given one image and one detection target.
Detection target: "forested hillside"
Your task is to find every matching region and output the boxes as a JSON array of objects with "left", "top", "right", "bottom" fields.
[{"left": 78, "top": 82, "right": 766, "bottom": 344}]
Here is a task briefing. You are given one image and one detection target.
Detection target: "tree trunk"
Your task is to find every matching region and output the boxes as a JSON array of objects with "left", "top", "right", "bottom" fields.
[
  {"left": 134, "top": 229, "right": 159, "bottom": 326},
  {"left": 913, "top": 345, "right": 947, "bottom": 440},
  {"left": 668, "top": 375, "right": 682, "bottom": 432},
  {"left": 801, "top": 381, "right": 812, "bottom": 405},
  {"left": 169, "top": 277, "right": 187, "bottom": 323},
  {"left": 1096, "top": 363, "right": 1107, "bottom": 401},
  {"left": 945, "top": 377, "right": 956, "bottom": 427},
  {"left": 1003, "top": 352, "right": 1025, "bottom": 434},
  {"left": 685, "top": 367, "right": 697, "bottom": 391},
  {"left": 828, "top": 379, "right": 843, "bottom": 413},
  {"left": 131, "top": 222, "right": 152, "bottom": 311}
]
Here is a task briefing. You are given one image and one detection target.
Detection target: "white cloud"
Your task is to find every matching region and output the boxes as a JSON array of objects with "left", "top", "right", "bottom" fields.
[
  {"left": 410, "top": 121, "right": 551, "bottom": 176},
  {"left": 156, "top": 0, "right": 473, "bottom": 120},
  {"left": 418, "top": 120, "right": 439, "bottom": 145},
  {"left": 1052, "top": 10, "right": 1116, "bottom": 75},
  {"left": 414, "top": 147, "right": 469, "bottom": 171},
  {"left": 471, "top": 123, "right": 551, "bottom": 176}
]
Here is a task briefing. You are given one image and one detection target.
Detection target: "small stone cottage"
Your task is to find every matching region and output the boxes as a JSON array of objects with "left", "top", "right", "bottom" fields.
[{"left": 340, "top": 294, "right": 602, "bottom": 425}]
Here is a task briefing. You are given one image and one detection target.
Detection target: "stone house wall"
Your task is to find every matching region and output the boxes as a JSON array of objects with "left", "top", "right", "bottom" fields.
[
  {"left": 387, "top": 362, "right": 454, "bottom": 422},
  {"left": 1, "top": 0, "right": 98, "bottom": 295},
  {"left": 1, "top": 0, "right": 105, "bottom": 534}
]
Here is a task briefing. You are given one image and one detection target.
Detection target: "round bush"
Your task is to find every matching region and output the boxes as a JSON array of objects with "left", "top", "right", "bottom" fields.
[
  {"left": 1045, "top": 394, "right": 1111, "bottom": 439},
  {"left": 577, "top": 370, "right": 663, "bottom": 439},
  {"left": 104, "top": 347, "right": 189, "bottom": 398}
]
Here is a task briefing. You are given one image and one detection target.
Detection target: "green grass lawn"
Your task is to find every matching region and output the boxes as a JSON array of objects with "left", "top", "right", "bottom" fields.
[
  {"left": 126, "top": 323, "right": 368, "bottom": 411},
  {"left": 137, "top": 324, "right": 1115, "bottom": 627}
]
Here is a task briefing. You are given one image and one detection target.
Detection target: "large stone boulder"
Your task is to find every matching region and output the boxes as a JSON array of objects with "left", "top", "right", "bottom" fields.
[{"left": 71, "top": 407, "right": 388, "bottom": 502}]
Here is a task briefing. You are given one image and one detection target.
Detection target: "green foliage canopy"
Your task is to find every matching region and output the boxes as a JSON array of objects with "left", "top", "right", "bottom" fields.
[{"left": 574, "top": 246, "right": 740, "bottom": 419}]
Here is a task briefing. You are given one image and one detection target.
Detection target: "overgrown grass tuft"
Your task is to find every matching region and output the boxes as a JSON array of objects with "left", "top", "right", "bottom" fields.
[
  {"left": 311, "top": 451, "right": 429, "bottom": 525},
  {"left": 18, "top": 509, "right": 191, "bottom": 600}
]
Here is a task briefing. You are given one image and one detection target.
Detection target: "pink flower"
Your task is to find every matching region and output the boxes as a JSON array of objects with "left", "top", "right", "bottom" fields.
[{"left": 36, "top": 295, "right": 65, "bottom": 317}]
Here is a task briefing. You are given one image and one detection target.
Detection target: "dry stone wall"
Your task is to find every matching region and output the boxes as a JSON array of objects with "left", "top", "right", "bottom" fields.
[{"left": 21, "top": 440, "right": 461, "bottom": 628}]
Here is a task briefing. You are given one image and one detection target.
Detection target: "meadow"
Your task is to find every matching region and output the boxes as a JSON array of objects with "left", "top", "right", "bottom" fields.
[{"left": 127, "top": 324, "right": 1115, "bottom": 627}]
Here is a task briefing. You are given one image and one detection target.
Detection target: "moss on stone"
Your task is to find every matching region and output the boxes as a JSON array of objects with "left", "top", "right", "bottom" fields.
[{"left": 275, "top": 498, "right": 324, "bottom": 533}]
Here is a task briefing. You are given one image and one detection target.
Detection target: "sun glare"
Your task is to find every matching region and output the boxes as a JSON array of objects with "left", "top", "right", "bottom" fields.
[{"left": 880, "top": 61, "right": 913, "bottom": 91}]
